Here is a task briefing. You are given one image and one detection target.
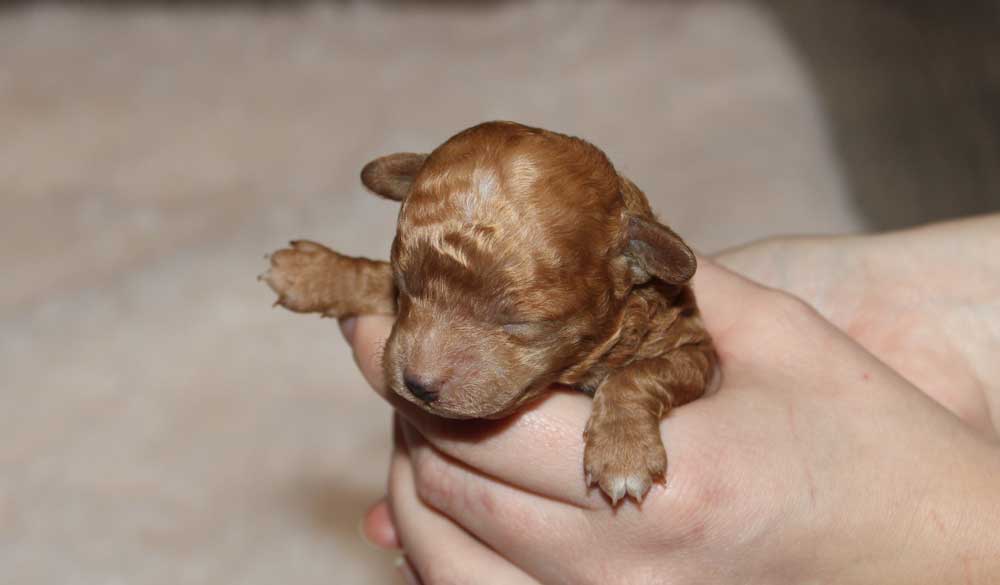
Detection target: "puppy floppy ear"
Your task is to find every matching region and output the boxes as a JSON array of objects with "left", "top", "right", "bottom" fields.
[
  {"left": 360, "top": 153, "right": 429, "bottom": 201},
  {"left": 623, "top": 214, "right": 697, "bottom": 285}
]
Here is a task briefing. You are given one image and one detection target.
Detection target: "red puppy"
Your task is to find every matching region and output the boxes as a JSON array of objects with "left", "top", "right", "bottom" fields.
[{"left": 262, "top": 121, "right": 716, "bottom": 504}]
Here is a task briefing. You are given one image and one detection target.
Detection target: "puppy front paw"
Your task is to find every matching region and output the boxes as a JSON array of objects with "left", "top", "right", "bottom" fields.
[
  {"left": 583, "top": 415, "right": 666, "bottom": 505},
  {"left": 260, "top": 240, "right": 352, "bottom": 317}
]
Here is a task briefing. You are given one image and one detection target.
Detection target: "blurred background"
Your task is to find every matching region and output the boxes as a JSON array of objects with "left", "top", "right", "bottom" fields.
[{"left": 1, "top": 1, "right": 997, "bottom": 583}]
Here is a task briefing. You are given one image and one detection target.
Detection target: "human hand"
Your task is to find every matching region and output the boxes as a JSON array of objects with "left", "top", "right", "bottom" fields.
[
  {"left": 715, "top": 214, "right": 1000, "bottom": 437},
  {"left": 349, "top": 252, "right": 1000, "bottom": 584}
]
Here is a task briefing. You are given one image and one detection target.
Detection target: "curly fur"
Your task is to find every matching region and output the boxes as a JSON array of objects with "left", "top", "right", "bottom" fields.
[{"left": 262, "top": 121, "right": 716, "bottom": 504}]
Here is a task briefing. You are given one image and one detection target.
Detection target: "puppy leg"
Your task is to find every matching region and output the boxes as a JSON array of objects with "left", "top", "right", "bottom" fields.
[
  {"left": 584, "top": 344, "right": 714, "bottom": 504},
  {"left": 260, "top": 240, "right": 395, "bottom": 318}
]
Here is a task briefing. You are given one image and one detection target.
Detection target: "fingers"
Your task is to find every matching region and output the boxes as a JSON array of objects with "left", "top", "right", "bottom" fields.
[
  {"left": 407, "top": 392, "right": 606, "bottom": 508},
  {"left": 395, "top": 419, "right": 674, "bottom": 585},
  {"left": 341, "top": 314, "right": 395, "bottom": 396},
  {"left": 690, "top": 254, "right": 771, "bottom": 337},
  {"left": 389, "top": 433, "right": 543, "bottom": 585},
  {"left": 361, "top": 498, "right": 399, "bottom": 550}
]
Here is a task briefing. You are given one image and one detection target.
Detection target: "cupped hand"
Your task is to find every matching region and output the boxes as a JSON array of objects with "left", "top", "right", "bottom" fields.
[
  {"left": 348, "top": 252, "right": 1000, "bottom": 585},
  {"left": 716, "top": 218, "right": 1000, "bottom": 437}
]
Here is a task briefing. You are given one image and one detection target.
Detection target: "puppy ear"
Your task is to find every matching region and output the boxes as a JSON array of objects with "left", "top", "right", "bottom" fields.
[
  {"left": 624, "top": 214, "right": 697, "bottom": 285},
  {"left": 360, "top": 153, "right": 429, "bottom": 201}
]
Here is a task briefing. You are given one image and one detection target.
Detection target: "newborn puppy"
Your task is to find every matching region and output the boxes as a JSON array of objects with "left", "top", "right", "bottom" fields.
[{"left": 261, "top": 121, "right": 716, "bottom": 503}]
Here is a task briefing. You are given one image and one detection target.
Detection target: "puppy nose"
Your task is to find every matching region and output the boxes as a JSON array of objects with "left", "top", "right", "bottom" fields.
[{"left": 404, "top": 375, "right": 438, "bottom": 404}]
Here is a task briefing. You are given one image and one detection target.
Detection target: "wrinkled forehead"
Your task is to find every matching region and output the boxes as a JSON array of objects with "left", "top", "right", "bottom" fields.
[
  {"left": 391, "top": 133, "right": 625, "bottom": 319},
  {"left": 403, "top": 127, "right": 622, "bottom": 234},
  {"left": 401, "top": 152, "right": 622, "bottom": 253},
  {"left": 392, "top": 218, "right": 599, "bottom": 321},
  {"left": 404, "top": 152, "right": 538, "bottom": 227}
]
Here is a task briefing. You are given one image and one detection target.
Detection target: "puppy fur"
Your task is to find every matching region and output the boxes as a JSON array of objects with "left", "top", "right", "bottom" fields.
[{"left": 261, "top": 121, "right": 716, "bottom": 504}]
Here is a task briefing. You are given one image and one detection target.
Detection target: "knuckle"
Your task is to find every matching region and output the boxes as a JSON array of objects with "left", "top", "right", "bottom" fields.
[
  {"left": 742, "top": 289, "right": 823, "bottom": 356},
  {"left": 410, "top": 448, "right": 459, "bottom": 511},
  {"left": 769, "top": 290, "right": 819, "bottom": 321},
  {"left": 410, "top": 446, "right": 513, "bottom": 527},
  {"left": 770, "top": 292, "right": 824, "bottom": 337}
]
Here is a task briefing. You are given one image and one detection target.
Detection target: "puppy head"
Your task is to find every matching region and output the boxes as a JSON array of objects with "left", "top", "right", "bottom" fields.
[{"left": 365, "top": 122, "right": 695, "bottom": 419}]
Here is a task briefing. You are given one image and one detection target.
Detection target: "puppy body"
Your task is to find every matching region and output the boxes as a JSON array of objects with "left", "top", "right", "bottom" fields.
[{"left": 262, "top": 122, "right": 716, "bottom": 503}]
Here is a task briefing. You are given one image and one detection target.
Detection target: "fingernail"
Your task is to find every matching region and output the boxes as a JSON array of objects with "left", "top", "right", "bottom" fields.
[
  {"left": 339, "top": 317, "right": 358, "bottom": 345},
  {"left": 395, "top": 556, "right": 421, "bottom": 585}
]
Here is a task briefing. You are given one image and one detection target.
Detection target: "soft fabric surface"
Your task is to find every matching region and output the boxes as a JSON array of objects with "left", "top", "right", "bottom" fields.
[{"left": 4, "top": 1, "right": 989, "bottom": 583}]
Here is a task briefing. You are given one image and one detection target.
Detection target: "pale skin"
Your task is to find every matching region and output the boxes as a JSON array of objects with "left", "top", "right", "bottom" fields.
[{"left": 349, "top": 214, "right": 1000, "bottom": 585}]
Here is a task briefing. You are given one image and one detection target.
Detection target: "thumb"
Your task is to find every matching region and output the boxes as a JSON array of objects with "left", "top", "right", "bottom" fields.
[
  {"left": 690, "top": 254, "right": 769, "bottom": 336},
  {"left": 339, "top": 314, "right": 396, "bottom": 398}
]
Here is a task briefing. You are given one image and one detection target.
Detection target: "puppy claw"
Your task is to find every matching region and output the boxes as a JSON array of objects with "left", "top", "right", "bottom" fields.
[
  {"left": 604, "top": 477, "right": 626, "bottom": 506},
  {"left": 584, "top": 416, "right": 666, "bottom": 506},
  {"left": 625, "top": 475, "right": 652, "bottom": 501}
]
